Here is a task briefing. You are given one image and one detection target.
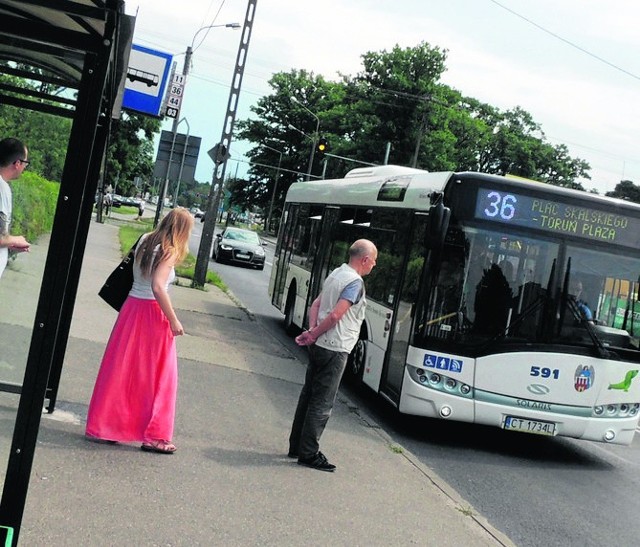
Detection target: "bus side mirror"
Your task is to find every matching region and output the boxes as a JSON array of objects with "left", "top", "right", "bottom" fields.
[{"left": 426, "top": 195, "right": 451, "bottom": 247}]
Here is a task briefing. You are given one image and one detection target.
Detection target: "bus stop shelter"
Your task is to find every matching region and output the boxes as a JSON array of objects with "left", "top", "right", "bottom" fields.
[{"left": 0, "top": 1, "right": 129, "bottom": 543}]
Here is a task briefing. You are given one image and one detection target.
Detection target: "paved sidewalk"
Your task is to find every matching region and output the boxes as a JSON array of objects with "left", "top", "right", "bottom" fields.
[{"left": 4, "top": 218, "right": 514, "bottom": 546}]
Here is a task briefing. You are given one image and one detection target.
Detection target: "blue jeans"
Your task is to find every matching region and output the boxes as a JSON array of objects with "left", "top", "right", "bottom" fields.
[{"left": 289, "top": 345, "right": 348, "bottom": 459}]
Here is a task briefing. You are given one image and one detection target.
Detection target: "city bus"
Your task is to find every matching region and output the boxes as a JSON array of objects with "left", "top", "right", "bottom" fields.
[{"left": 268, "top": 165, "right": 640, "bottom": 445}]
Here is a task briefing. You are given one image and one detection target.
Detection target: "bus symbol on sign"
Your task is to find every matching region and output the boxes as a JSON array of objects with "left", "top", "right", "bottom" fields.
[
  {"left": 450, "top": 359, "right": 463, "bottom": 373},
  {"left": 436, "top": 357, "right": 451, "bottom": 370}
]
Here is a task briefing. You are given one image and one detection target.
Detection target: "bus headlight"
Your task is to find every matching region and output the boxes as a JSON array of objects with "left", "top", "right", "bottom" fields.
[
  {"left": 594, "top": 405, "right": 604, "bottom": 415},
  {"left": 444, "top": 378, "right": 457, "bottom": 390}
]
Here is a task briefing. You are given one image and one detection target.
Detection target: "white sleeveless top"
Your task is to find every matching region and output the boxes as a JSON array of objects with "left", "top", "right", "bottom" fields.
[{"left": 128, "top": 234, "right": 175, "bottom": 300}]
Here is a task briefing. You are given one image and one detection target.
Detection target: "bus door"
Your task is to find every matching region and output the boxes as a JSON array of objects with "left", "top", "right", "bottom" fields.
[
  {"left": 306, "top": 207, "right": 341, "bottom": 314},
  {"left": 378, "top": 213, "right": 430, "bottom": 404},
  {"left": 270, "top": 205, "right": 300, "bottom": 309}
]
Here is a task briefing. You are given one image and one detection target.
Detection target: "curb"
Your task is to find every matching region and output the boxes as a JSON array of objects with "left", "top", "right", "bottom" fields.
[{"left": 335, "top": 390, "right": 516, "bottom": 547}]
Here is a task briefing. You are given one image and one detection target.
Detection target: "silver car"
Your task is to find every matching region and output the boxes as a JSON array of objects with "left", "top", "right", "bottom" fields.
[{"left": 212, "top": 227, "right": 266, "bottom": 270}]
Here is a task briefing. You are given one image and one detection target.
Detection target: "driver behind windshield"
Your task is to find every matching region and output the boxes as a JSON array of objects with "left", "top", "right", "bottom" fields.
[{"left": 571, "top": 279, "right": 594, "bottom": 323}]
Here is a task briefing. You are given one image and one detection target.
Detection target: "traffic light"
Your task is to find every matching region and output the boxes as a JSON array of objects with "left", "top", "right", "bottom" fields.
[{"left": 316, "top": 137, "right": 329, "bottom": 158}]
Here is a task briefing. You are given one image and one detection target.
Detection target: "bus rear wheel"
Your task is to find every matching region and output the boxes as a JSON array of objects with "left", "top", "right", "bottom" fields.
[{"left": 345, "top": 338, "right": 366, "bottom": 385}]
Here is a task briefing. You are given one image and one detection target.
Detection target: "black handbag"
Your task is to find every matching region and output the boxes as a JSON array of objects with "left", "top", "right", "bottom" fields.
[{"left": 98, "top": 236, "right": 142, "bottom": 311}]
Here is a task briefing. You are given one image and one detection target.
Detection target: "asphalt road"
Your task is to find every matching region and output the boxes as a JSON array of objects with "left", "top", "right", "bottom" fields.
[{"left": 192, "top": 222, "right": 640, "bottom": 547}]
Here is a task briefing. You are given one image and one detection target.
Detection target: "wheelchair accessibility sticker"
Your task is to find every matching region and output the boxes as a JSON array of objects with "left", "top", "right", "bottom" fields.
[{"left": 424, "top": 354, "right": 463, "bottom": 373}]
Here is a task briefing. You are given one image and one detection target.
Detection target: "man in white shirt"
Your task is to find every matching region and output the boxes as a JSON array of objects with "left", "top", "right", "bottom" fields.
[
  {"left": 0, "top": 137, "right": 31, "bottom": 279},
  {"left": 288, "top": 239, "right": 378, "bottom": 472}
]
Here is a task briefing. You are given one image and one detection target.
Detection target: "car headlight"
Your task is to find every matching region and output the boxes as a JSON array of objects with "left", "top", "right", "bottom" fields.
[
  {"left": 255, "top": 247, "right": 265, "bottom": 256},
  {"left": 220, "top": 244, "right": 233, "bottom": 251}
]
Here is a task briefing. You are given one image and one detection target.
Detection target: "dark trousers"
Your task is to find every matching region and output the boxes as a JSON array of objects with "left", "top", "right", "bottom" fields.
[{"left": 289, "top": 345, "right": 348, "bottom": 459}]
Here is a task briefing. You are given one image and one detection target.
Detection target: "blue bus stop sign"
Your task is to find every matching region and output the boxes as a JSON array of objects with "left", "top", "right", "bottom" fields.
[{"left": 122, "top": 44, "right": 172, "bottom": 117}]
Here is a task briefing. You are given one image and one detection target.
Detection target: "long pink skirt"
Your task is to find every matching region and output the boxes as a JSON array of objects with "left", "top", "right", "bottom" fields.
[{"left": 86, "top": 296, "right": 177, "bottom": 443}]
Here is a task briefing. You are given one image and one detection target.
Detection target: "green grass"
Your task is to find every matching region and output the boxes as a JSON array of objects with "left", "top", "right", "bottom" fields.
[
  {"left": 112, "top": 205, "right": 139, "bottom": 216},
  {"left": 457, "top": 506, "right": 474, "bottom": 517},
  {"left": 117, "top": 221, "right": 225, "bottom": 289}
]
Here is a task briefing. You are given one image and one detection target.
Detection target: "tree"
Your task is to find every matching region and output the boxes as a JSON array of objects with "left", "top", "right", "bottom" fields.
[
  {"left": 233, "top": 42, "right": 593, "bottom": 217},
  {"left": 0, "top": 103, "right": 71, "bottom": 182},
  {"left": 104, "top": 112, "right": 161, "bottom": 196},
  {"left": 606, "top": 180, "right": 640, "bottom": 203},
  {"left": 236, "top": 69, "right": 340, "bottom": 227}
]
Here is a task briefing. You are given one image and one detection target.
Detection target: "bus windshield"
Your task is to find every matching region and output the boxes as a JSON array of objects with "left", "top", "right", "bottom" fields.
[{"left": 413, "top": 223, "right": 640, "bottom": 359}]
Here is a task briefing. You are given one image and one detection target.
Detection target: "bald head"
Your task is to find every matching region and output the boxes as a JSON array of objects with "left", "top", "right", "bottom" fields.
[{"left": 348, "top": 239, "right": 377, "bottom": 276}]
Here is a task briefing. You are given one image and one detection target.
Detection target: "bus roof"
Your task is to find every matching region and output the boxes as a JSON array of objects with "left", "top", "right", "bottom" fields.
[
  {"left": 286, "top": 166, "right": 453, "bottom": 209},
  {"left": 286, "top": 165, "right": 640, "bottom": 215},
  {"left": 343, "top": 165, "right": 428, "bottom": 179}
]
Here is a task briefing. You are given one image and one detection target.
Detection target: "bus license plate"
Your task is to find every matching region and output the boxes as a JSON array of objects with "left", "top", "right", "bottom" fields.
[{"left": 504, "top": 416, "right": 557, "bottom": 436}]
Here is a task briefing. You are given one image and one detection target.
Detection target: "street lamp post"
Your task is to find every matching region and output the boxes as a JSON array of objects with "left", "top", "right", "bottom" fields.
[
  {"left": 153, "top": 22, "right": 240, "bottom": 227},
  {"left": 291, "top": 96, "right": 319, "bottom": 181},
  {"left": 194, "top": 0, "right": 258, "bottom": 288},
  {"left": 262, "top": 144, "right": 282, "bottom": 233},
  {"left": 191, "top": 22, "right": 241, "bottom": 53}
]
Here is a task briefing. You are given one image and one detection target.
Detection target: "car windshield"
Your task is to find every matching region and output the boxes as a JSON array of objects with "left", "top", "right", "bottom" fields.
[{"left": 225, "top": 230, "right": 260, "bottom": 244}]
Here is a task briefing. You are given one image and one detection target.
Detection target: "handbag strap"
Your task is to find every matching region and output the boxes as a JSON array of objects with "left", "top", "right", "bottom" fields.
[{"left": 124, "top": 234, "right": 145, "bottom": 265}]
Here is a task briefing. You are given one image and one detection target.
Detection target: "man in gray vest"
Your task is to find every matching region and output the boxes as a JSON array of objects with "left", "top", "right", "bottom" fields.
[{"left": 288, "top": 239, "right": 378, "bottom": 472}]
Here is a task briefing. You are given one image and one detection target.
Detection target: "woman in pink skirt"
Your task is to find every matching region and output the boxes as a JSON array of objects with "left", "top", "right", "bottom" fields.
[{"left": 86, "top": 207, "right": 194, "bottom": 454}]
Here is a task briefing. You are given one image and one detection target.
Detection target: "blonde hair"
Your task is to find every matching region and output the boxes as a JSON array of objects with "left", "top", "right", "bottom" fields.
[{"left": 137, "top": 207, "right": 194, "bottom": 277}]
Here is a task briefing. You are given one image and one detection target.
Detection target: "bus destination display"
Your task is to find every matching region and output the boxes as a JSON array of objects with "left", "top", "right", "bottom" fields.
[{"left": 474, "top": 187, "right": 640, "bottom": 246}]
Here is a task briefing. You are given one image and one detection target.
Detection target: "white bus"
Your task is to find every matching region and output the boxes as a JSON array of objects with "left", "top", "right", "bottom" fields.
[{"left": 269, "top": 165, "right": 640, "bottom": 445}]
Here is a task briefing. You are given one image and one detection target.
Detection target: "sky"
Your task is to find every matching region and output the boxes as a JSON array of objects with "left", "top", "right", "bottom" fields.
[{"left": 125, "top": 0, "right": 640, "bottom": 195}]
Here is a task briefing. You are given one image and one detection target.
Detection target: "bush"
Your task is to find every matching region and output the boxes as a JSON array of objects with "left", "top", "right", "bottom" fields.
[{"left": 10, "top": 171, "right": 59, "bottom": 242}]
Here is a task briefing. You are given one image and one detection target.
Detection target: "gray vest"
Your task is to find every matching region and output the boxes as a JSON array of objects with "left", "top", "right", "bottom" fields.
[{"left": 315, "top": 263, "right": 366, "bottom": 353}]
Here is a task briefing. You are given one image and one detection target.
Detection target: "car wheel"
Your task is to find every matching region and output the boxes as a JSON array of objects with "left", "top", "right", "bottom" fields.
[{"left": 344, "top": 337, "right": 366, "bottom": 386}]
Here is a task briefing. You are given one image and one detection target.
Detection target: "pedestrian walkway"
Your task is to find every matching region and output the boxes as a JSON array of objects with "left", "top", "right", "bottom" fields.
[{"left": 5, "top": 218, "right": 513, "bottom": 546}]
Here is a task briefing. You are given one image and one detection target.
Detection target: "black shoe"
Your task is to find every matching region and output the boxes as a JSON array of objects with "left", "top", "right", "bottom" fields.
[
  {"left": 287, "top": 451, "right": 298, "bottom": 459},
  {"left": 297, "top": 451, "right": 336, "bottom": 472}
]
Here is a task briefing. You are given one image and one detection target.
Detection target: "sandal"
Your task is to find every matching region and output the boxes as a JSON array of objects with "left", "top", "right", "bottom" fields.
[{"left": 141, "top": 440, "right": 177, "bottom": 454}]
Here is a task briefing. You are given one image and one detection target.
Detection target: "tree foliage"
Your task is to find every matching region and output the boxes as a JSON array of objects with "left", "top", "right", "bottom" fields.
[
  {"left": 104, "top": 112, "right": 161, "bottom": 196},
  {"left": 235, "top": 42, "right": 593, "bottom": 230},
  {"left": 0, "top": 66, "right": 160, "bottom": 194},
  {"left": 0, "top": 98, "right": 71, "bottom": 182},
  {"left": 605, "top": 180, "right": 640, "bottom": 203}
]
